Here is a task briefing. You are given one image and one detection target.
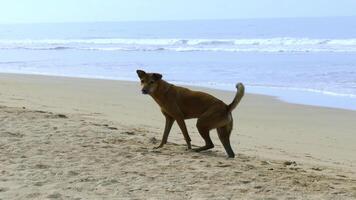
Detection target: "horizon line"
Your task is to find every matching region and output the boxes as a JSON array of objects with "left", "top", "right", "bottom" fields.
[{"left": 0, "top": 15, "right": 355, "bottom": 25}]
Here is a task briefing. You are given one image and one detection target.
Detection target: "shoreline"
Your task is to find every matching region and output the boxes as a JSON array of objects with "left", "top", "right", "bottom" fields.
[{"left": 1, "top": 71, "right": 355, "bottom": 111}]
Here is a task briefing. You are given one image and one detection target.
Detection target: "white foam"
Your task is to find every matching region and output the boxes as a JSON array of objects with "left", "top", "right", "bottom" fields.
[{"left": 1, "top": 37, "right": 356, "bottom": 53}]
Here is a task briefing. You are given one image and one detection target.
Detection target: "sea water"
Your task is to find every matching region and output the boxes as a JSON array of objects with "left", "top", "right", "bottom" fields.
[{"left": 0, "top": 17, "right": 355, "bottom": 110}]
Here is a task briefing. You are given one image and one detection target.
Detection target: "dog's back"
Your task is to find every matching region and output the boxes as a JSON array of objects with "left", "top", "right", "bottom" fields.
[{"left": 169, "top": 84, "right": 227, "bottom": 119}]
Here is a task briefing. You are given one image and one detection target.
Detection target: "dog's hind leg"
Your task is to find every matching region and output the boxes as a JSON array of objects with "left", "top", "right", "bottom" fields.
[
  {"left": 194, "top": 105, "right": 232, "bottom": 155},
  {"left": 194, "top": 124, "right": 214, "bottom": 152},
  {"left": 193, "top": 106, "right": 223, "bottom": 152},
  {"left": 217, "top": 121, "right": 235, "bottom": 158}
]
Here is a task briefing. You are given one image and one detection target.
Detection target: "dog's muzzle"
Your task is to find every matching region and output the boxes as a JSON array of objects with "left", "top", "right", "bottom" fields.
[{"left": 141, "top": 89, "right": 149, "bottom": 94}]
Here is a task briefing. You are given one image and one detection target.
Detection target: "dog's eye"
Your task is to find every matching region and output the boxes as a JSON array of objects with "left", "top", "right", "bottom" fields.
[
  {"left": 150, "top": 80, "right": 154, "bottom": 84},
  {"left": 140, "top": 80, "right": 144, "bottom": 83}
]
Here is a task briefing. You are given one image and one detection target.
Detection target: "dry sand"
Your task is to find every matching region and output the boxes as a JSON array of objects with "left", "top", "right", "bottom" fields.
[{"left": 0, "top": 73, "right": 355, "bottom": 199}]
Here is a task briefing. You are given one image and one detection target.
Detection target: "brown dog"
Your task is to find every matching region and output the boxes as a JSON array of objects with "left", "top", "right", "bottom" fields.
[{"left": 136, "top": 70, "right": 244, "bottom": 158}]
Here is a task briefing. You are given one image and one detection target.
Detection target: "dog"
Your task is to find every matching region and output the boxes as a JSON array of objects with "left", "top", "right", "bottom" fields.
[{"left": 136, "top": 70, "right": 244, "bottom": 158}]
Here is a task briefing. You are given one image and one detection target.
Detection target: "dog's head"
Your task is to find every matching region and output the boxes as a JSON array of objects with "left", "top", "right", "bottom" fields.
[{"left": 136, "top": 70, "right": 162, "bottom": 95}]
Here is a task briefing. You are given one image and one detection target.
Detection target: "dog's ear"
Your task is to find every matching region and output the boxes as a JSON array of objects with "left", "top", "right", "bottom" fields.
[
  {"left": 136, "top": 70, "right": 146, "bottom": 79},
  {"left": 152, "top": 73, "right": 162, "bottom": 81}
]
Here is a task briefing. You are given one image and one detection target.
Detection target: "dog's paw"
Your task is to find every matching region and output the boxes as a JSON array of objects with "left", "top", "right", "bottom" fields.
[
  {"left": 186, "top": 143, "right": 192, "bottom": 150},
  {"left": 185, "top": 146, "right": 193, "bottom": 151}
]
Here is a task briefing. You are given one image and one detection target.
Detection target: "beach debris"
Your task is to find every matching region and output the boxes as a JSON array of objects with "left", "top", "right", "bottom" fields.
[
  {"left": 0, "top": 187, "right": 9, "bottom": 192},
  {"left": 91, "top": 123, "right": 117, "bottom": 130},
  {"left": 107, "top": 126, "right": 118, "bottom": 130},
  {"left": 1, "top": 131, "right": 24, "bottom": 138},
  {"left": 150, "top": 150, "right": 161, "bottom": 154},
  {"left": 217, "top": 164, "right": 232, "bottom": 168},
  {"left": 283, "top": 161, "right": 297, "bottom": 166},
  {"left": 55, "top": 114, "right": 67, "bottom": 118},
  {"left": 311, "top": 167, "right": 323, "bottom": 171},
  {"left": 34, "top": 110, "right": 47, "bottom": 113},
  {"left": 240, "top": 180, "right": 251, "bottom": 184},
  {"left": 67, "top": 170, "right": 79, "bottom": 176},
  {"left": 47, "top": 192, "right": 62, "bottom": 199},
  {"left": 246, "top": 164, "right": 256, "bottom": 170},
  {"left": 91, "top": 123, "right": 102, "bottom": 126},
  {"left": 336, "top": 174, "right": 347, "bottom": 178},
  {"left": 34, "top": 163, "right": 50, "bottom": 169},
  {"left": 216, "top": 161, "right": 232, "bottom": 168},
  {"left": 261, "top": 160, "right": 271, "bottom": 165},
  {"left": 121, "top": 131, "right": 134, "bottom": 135},
  {"left": 149, "top": 137, "right": 158, "bottom": 144},
  {"left": 254, "top": 185, "right": 263, "bottom": 189},
  {"left": 33, "top": 181, "right": 44, "bottom": 186}
]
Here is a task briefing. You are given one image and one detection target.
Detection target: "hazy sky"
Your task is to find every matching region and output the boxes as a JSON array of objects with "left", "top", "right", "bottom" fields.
[{"left": 0, "top": 0, "right": 355, "bottom": 24}]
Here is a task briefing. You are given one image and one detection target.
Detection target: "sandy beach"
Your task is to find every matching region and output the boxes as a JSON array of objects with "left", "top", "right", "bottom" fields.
[{"left": 0, "top": 73, "right": 355, "bottom": 199}]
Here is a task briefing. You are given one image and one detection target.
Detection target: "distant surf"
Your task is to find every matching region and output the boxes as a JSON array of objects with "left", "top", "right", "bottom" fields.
[{"left": 1, "top": 38, "right": 356, "bottom": 53}]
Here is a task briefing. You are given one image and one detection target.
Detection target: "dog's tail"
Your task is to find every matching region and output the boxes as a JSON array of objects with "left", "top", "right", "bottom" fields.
[{"left": 227, "top": 83, "right": 245, "bottom": 112}]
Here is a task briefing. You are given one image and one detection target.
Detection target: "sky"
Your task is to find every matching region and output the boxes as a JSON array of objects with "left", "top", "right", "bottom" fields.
[{"left": 0, "top": 0, "right": 355, "bottom": 24}]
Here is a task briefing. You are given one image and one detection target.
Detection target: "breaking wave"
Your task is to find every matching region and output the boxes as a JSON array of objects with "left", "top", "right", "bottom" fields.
[{"left": 1, "top": 38, "right": 356, "bottom": 52}]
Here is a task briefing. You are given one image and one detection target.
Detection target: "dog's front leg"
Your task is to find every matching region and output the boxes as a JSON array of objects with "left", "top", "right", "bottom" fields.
[
  {"left": 154, "top": 114, "right": 174, "bottom": 149},
  {"left": 176, "top": 118, "right": 192, "bottom": 150}
]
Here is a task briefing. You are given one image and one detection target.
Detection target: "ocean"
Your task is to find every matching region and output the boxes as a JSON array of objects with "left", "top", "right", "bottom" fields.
[{"left": 0, "top": 17, "right": 356, "bottom": 110}]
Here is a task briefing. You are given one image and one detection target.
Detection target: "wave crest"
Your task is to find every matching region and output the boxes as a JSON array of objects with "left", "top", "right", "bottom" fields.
[{"left": 1, "top": 38, "right": 356, "bottom": 52}]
